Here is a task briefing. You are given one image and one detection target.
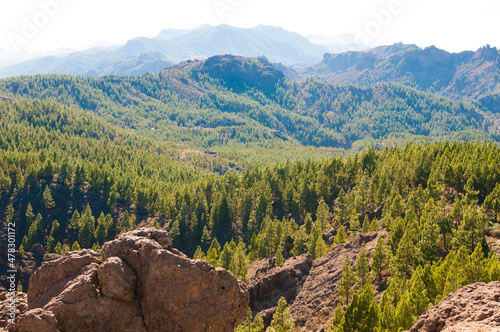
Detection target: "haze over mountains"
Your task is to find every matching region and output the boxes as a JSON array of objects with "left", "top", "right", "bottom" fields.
[{"left": 0, "top": 25, "right": 364, "bottom": 78}]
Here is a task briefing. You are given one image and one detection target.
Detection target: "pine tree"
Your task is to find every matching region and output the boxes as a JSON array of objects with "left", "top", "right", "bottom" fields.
[
  {"left": 333, "top": 225, "right": 348, "bottom": 245},
  {"left": 25, "top": 203, "right": 34, "bottom": 225},
  {"left": 78, "top": 204, "right": 95, "bottom": 248},
  {"left": 314, "top": 235, "right": 328, "bottom": 259},
  {"left": 334, "top": 189, "right": 350, "bottom": 226},
  {"left": 316, "top": 198, "right": 331, "bottom": 233},
  {"left": 361, "top": 214, "right": 370, "bottom": 233},
  {"left": 71, "top": 241, "right": 81, "bottom": 251},
  {"left": 170, "top": 219, "right": 181, "bottom": 248},
  {"left": 368, "top": 218, "right": 380, "bottom": 232},
  {"left": 356, "top": 243, "right": 370, "bottom": 289},
  {"left": 466, "top": 242, "right": 488, "bottom": 283},
  {"left": 338, "top": 255, "right": 356, "bottom": 305},
  {"left": 120, "top": 210, "right": 135, "bottom": 233},
  {"left": 46, "top": 235, "right": 56, "bottom": 252},
  {"left": 275, "top": 247, "right": 284, "bottom": 267},
  {"left": 339, "top": 283, "right": 379, "bottom": 332},
  {"left": 43, "top": 185, "right": 55, "bottom": 209},
  {"left": 200, "top": 225, "right": 211, "bottom": 250},
  {"left": 235, "top": 308, "right": 264, "bottom": 332},
  {"left": 95, "top": 212, "right": 109, "bottom": 245},
  {"left": 54, "top": 242, "right": 62, "bottom": 255},
  {"left": 453, "top": 205, "right": 485, "bottom": 253},
  {"left": 70, "top": 209, "right": 81, "bottom": 233},
  {"left": 371, "top": 236, "right": 389, "bottom": 280},
  {"left": 304, "top": 213, "right": 313, "bottom": 235},
  {"left": 270, "top": 297, "right": 295, "bottom": 332},
  {"left": 328, "top": 303, "right": 345, "bottom": 332},
  {"left": 391, "top": 232, "right": 416, "bottom": 278},
  {"left": 3, "top": 205, "right": 14, "bottom": 230},
  {"left": 218, "top": 243, "right": 232, "bottom": 270},
  {"left": 193, "top": 246, "right": 205, "bottom": 260},
  {"left": 294, "top": 226, "right": 308, "bottom": 255}
]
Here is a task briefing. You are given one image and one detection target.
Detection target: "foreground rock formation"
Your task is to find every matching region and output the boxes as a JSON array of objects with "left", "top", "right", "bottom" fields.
[
  {"left": 9, "top": 228, "right": 249, "bottom": 332},
  {"left": 409, "top": 281, "right": 500, "bottom": 332}
]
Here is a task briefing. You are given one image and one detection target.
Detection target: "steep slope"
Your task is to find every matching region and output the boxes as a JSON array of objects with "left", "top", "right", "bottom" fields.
[
  {"left": 293, "top": 43, "right": 500, "bottom": 111},
  {"left": 409, "top": 282, "right": 500, "bottom": 332}
]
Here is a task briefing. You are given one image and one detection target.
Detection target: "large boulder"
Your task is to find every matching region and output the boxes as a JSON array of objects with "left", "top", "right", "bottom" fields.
[
  {"left": 10, "top": 228, "right": 249, "bottom": 332},
  {"left": 409, "top": 281, "right": 500, "bottom": 332},
  {"left": 246, "top": 254, "right": 313, "bottom": 324}
]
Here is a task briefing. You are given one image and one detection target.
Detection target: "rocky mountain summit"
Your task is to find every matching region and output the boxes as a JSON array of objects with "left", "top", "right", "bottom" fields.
[
  {"left": 292, "top": 43, "right": 500, "bottom": 111},
  {"left": 408, "top": 281, "right": 500, "bottom": 332},
  {"left": 7, "top": 228, "right": 248, "bottom": 332}
]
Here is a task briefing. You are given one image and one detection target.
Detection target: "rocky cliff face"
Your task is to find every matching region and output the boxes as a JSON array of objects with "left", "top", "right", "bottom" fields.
[
  {"left": 8, "top": 228, "right": 249, "bottom": 332},
  {"left": 246, "top": 230, "right": 387, "bottom": 331},
  {"left": 289, "top": 231, "right": 387, "bottom": 331},
  {"left": 409, "top": 281, "right": 500, "bottom": 332},
  {"left": 247, "top": 254, "right": 313, "bottom": 324}
]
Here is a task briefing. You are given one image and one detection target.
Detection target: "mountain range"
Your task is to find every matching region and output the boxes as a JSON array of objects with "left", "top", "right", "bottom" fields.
[
  {"left": 290, "top": 43, "right": 500, "bottom": 111},
  {"left": 0, "top": 25, "right": 365, "bottom": 78}
]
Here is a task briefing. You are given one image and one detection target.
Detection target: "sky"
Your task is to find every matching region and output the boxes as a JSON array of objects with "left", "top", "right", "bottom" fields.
[{"left": 0, "top": 0, "right": 498, "bottom": 54}]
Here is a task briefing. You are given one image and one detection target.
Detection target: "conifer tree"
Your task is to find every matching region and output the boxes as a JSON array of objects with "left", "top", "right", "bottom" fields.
[
  {"left": 356, "top": 243, "right": 370, "bottom": 289},
  {"left": 339, "top": 283, "right": 379, "bottom": 332},
  {"left": 43, "top": 185, "right": 55, "bottom": 209},
  {"left": 235, "top": 308, "right": 264, "bottom": 332},
  {"left": 338, "top": 255, "right": 356, "bottom": 305},
  {"left": 270, "top": 297, "right": 295, "bottom": 332},
  {"left": 314, "top": 235, "right": 328, "bottom": 259},
  {"left": 361, "top": 215, "right": 370, "bottom": 233},
  {"left": 371, "top": 236, "right": 389, "bottom": 280},
  {"left": 200, "top": 225, "right": 211, "bottom": 250},
  {"left": 71, "top": 241, "right": 81, "bottom": 251},
  {"left": 368, "top": 218, "right": 380, "bottom": 232},
  {"left": 170, "top": 219, "right": 181, "bottom": 248},
  {"left": 193, "top": 246, "right": 205, "bottom": 260},
  {"left": 25, "top": 203, "right": 34, "bottom": 226},
  {"left": 333, "top": 225, "right": 348, "bottom": 245},
  {"left": 316, "top": 198, "right": 330, "bottom": 233},
  {"left": 275, "top": 244, "right": 285, "bottom": 267}
]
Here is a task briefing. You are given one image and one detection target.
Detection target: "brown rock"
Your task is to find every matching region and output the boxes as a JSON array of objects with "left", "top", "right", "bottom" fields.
[
  {"left": 13, "top": 228, "right": 248, "bottom": 332},
  {"left": 0, "top": 292, "right": 27, "bottom": 329},
  {"left": 409, "top": 281, "right": 500, "bottom": 332},
  {"left": 103, "top": 228, "right": 248, "bottom": 331},
  {"left": 27, "top": 249, "right": 101, "bottom": 309},
  {"left": 289, "top": 230, "right": 387, "bottom": 331},
  {"left": 246, "top": 254, "right": 313, "bottom": 325},
  {"left": 8, "top": 308, "right": 59, "bottom": 332},
  {"left": 97, "top": 257, "right": 136, "bottom": 302}
]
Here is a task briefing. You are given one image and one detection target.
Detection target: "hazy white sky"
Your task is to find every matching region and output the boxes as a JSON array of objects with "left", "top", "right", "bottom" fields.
[{"left": 0, "top": 0, "right": 498, "bottom": 53}]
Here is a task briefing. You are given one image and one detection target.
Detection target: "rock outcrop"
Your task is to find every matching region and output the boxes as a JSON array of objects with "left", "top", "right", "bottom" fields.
[
  {"left": 0, "top": 242, "right": 60, "bottom": 293},
  {"left": 0, "top": 292, "right": 27, "bottom": 328},
  {"left": 409, "top": 281, "right": 500, "bottom": 332},
  {"left": 246, "top": 254, "right": 313, "bottom": 324},
  {"left": 9, "top": 228, "right": 249, "bottom": 332},
  {"left": 289, "top": 230, "right": 387, "bottom": 331}
]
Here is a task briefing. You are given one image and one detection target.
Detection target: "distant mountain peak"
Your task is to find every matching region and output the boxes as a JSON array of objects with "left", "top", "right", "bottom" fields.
[{"left": 167, "top": 54, "right": 285, "bottom": 95}]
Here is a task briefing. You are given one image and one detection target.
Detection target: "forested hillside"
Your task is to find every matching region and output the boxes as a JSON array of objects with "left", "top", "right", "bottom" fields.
[
  {"left": 1, "top": 55, "right": 498, "bottom": 156},
  {"left": 1, "top": 54, "right": 500, "bottom": 331}
]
